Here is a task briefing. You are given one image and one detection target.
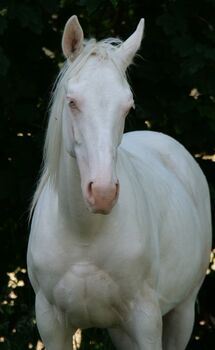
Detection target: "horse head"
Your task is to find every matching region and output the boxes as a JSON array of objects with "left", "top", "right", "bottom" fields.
[{"left": 61, "top": 16, "right": 144, "bottom": 214}]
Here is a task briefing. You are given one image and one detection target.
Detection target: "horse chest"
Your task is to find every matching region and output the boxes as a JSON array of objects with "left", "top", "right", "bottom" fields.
[
  {"left": 34, "top": 227, "right": 150, "bottom": 329},
  {"left": 52, "top": 262, "right": 129, "bottom": 329},
  {"left": 31, "top": 195, "right": 159, "bottom": 328}
]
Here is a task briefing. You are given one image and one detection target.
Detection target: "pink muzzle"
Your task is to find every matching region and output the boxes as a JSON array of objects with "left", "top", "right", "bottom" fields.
[{"left": 86, "top": 180, "right": 119, "bottom": 214}]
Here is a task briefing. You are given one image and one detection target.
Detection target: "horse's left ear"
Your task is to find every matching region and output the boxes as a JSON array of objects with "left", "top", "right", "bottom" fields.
[
  {"left": 116, "top": 18, "right": 144, "bottom": 70},
  {"left": 62, "top": 15, "right": 84, "bottom": 59}
]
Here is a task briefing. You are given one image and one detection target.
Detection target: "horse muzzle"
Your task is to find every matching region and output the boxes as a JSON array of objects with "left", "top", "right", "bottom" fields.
[{"left": 85, "top": 180, "right": 119, "bottom": 214}]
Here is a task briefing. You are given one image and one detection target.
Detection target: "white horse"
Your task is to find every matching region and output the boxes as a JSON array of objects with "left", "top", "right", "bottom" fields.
[{"left": 27, "top": 16, "right": 212, "bottom": 350}]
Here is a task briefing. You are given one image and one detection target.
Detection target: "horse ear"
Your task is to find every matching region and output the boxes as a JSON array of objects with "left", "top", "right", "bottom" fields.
[
  {"left": 62, "top": 15, "right": 84, "bottom": 59},
  {"left": 116, "top": 18, "right": 144, "bottom": 70}
]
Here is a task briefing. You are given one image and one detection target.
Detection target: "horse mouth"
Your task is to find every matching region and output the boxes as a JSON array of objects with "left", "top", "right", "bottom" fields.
[
  {"left": 86, "top": 198, "right": 117, "bottom": 215},
  {"left": 91, "top": 208, "right": 111, "bottom": 215}
]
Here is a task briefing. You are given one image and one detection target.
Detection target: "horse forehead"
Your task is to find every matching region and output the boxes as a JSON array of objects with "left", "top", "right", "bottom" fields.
[
  {"left": 88, "top": 72, "right": 128, "bottom": 99},
  {"left": 67, "top": 77, "right": 130, "bottom": 107},
  {"left": 70, "top": 58, "right": 129, "bottom": 95},
  {"left": 82, "top": 56, "right": 122, "bottom": 79}
]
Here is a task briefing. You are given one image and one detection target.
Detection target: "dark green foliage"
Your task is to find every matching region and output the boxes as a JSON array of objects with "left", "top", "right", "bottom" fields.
[{"left": 0, "top": 0, "right": 214, "bottom": 349}]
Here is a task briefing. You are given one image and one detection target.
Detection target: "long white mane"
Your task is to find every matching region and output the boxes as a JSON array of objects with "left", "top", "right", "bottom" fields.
[{"left": 30, "top": 38, "right": 124, "bottom": 214}]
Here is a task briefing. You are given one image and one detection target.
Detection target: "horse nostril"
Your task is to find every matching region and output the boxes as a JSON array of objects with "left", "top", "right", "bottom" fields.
[
  {"left": 86, "top": 181, "right": 96, "bottom": 206},
  {"left": 87, "top": 181, "right": 94, "bottom": 197},
  {"left": 115, "top": 180, "right": 119, "bottom": 199}
]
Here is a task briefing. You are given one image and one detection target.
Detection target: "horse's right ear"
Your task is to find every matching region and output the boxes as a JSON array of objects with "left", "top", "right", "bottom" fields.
[
  {"left": 62, "top": 15, "right": 84, "bottom": 60},
  {"left": 115, "top": 18, "right": 144, "bottom": 70}
]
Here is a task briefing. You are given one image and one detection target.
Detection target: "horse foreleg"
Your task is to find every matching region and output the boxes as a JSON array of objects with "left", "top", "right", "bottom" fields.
[
  {"left": 162, "top": 293, "right": 197, "bottom": 350},
  {"left": 108, "top": 328, "right": 138, "bottom": 350},
  {"left": 35, "top": 290, "right": 74, "bottom": 350},
  {"left": 111, "top": 285, "right": 162, "bottom": 350}
]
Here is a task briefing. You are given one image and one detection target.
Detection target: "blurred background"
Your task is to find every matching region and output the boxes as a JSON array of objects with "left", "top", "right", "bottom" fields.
[{"left": 0, "top": 0, "right": 214, "bottom": 349}]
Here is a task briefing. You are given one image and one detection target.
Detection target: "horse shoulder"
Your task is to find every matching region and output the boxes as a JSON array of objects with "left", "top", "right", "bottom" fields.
[
  {"left": 28, "top": 183, "right": 63, "bottom": 292},
  {"left": 121, "top": 130, "right": 209, "bottom": 202}
]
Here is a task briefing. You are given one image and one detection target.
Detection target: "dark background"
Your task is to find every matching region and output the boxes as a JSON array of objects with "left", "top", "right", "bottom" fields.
[{"left": 0, "top": 0, "right": 215, "bottom": 349}]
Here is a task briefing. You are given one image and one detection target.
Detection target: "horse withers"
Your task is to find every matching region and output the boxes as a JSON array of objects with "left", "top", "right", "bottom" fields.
[{"left": 27, "top": 16, "right": 212, "bottom": 350}]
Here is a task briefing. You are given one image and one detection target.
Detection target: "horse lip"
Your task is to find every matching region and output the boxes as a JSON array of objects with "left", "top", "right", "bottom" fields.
[
  {"left": 92, "top": 208, "right": 111, "bottom": 215},
  {"left": 85, "top": 197, "right": 117, "bottom": 215},
  {"left": 86, "top": 203, "right": 114, "bottom": 215}
]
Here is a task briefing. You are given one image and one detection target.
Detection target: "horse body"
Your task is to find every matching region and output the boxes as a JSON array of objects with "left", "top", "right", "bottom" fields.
[{"left": 28, "top": 16, "right": 211, "bottom": 350}]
